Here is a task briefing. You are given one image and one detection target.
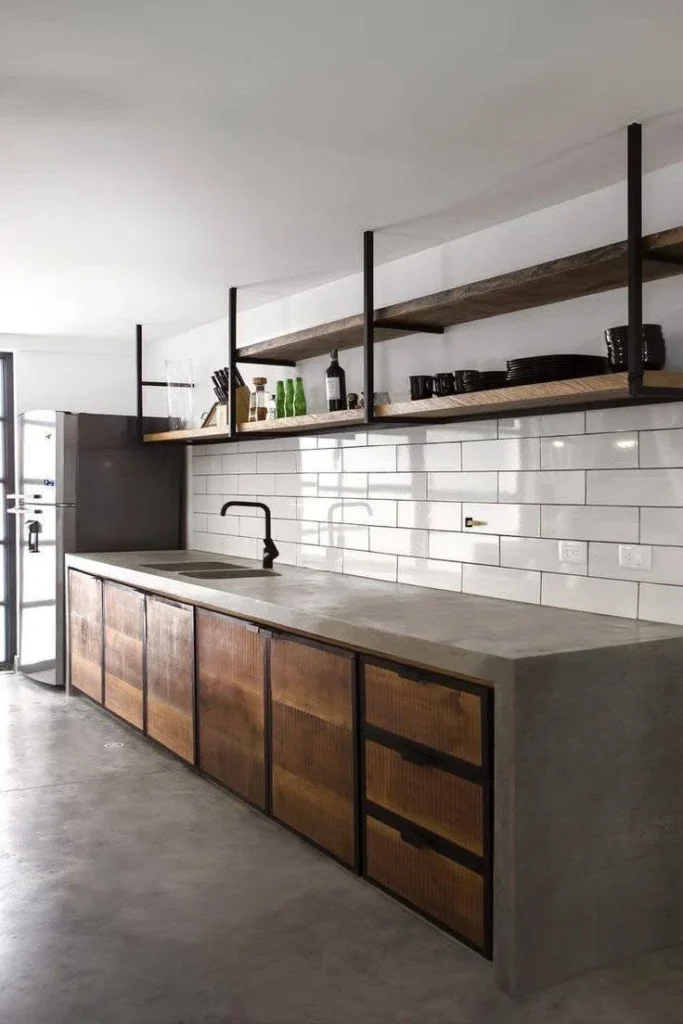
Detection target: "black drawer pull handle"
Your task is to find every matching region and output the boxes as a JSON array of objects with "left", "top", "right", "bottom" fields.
[
  {"left": 400, "top": 827, "right": 434, "bottom": 851},
  {"left": 399, "top": 746, "right": 434, "bottom": 768}
]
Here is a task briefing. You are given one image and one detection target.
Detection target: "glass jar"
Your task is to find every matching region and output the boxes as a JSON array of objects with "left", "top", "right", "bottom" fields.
[{"left": 249, "top": 377, "right": 268, "bottom": 422}]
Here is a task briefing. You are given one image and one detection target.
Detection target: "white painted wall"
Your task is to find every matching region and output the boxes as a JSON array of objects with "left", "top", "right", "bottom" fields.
[
  {"left": 155, "top": 156, "right": 683, "bottom": 623},
  {"left": 0, "top": 334, "right": 135, "bottom": 414}
]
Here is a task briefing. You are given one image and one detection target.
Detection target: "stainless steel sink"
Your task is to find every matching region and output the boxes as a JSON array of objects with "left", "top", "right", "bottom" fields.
[
  {"left": 140, "top": 560, "right": 239, "bottom": 572},
  {"left": 181, "top": 569, "right": 280, "bottom": 580}
]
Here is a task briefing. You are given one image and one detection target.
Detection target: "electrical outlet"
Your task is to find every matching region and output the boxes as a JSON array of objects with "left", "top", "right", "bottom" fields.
[
  {"left": 618, "top": 544, "right": 652, "bottom": 570},
  {"left": 558, "top": 540, "right": 586, "bottom": 564}
]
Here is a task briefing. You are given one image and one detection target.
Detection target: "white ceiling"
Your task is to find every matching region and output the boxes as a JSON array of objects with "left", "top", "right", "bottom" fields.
[{"left": 4, "top": 0, "right": 683, "bottom": 343}]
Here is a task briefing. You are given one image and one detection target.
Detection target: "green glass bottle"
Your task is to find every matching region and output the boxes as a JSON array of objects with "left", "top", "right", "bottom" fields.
[
  {"left": 293, "top": 376, "right": 307, "bottom": 416},
  {"left": 284, "top": 378, "right": 295, "bottom": 418},
  {"left": 275, "top": 380, "right": 285, "bottom": 418}
]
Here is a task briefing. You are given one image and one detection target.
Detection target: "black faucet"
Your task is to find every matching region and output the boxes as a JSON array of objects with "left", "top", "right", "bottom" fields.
[{"left": 219, "top": 501, "right": 280, "bottom": 569}]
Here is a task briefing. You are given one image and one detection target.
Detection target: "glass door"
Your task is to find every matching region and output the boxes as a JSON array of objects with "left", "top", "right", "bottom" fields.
[{"left": 0, "top": 355, "right": 16, "bottom": 667}]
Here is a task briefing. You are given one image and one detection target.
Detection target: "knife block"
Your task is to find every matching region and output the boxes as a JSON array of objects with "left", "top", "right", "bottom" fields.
[{"left": 201, "top": 386, "right": 250, "bottom": 429}]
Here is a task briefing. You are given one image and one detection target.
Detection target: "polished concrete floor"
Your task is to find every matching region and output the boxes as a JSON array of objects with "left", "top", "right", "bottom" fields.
[{"left": 2, "top": 674, "right": 683, "bottom": 1024}]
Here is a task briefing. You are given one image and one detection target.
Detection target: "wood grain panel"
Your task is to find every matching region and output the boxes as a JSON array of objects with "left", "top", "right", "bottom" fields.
[
  {"left": 270, "top": 635, "right": 352, "bottom": 728},
  {"left": 68, "top": 570, "right": 103, "bottom": 703},
  {"left": 272, "top": 702, "right": 355, "bottom": 865},
  {"left": 235, "top": 225, "right": 683, "bottom": 363},
  {"left": 364, "top": 662, "right": 482, "bottom": 767},
  {"left": 103, "top": 582, "right": 144, "bottom": 729},
  {"left": 146, "top": 596, "right": 194, "bottom": 762},
  {"left": 366, "top": 815, "right": 485, "bottom": 950},
  {"left": 196, "top": 609, "right": 266, "bottom": 808},
  {"left": 365, "top": 740, "right": 483, "bottom": 856}
]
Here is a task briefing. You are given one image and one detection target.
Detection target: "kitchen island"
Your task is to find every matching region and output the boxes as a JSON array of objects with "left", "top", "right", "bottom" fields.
[{"left": 65, "top": 550, "right": 683, "bottom": 996}]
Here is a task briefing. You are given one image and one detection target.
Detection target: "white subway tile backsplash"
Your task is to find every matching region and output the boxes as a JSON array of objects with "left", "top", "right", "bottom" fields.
[
  {"left": 397, "top": 500, "right": 461, "bottom": 531},
  {"left": 343, "top": 446, "right": 396, "bottom": 473},
  {"left": 297, "top": 448, "right": 342, "bottom": 473},
  {"left": 541, "top": 505, "right": 639, "bottom": 542},
  {"left": 589, "top": 542, "right": 683, "bottom": 586},
  {"left": 502, "top": 536, "right": 586, "bottom": 575},
  {"left": 342, "top": 499, "right": 397, "bottom": 527},
  {"left": 298, "top": 497, "right": 344, "bottom": 522},
  {"left": 429, "top": 531, "right": 499, "bottom": 565},
  {"left": 343, "top": 549, "right": 397, "bottom": 582},
  {"left": 398, "top": 556, "right": 462, "bottom": 592},
  {"left": 297, "top": 544, "right": 344, "bottom": 574},
  {"left": 462, "top": 503, "right": 540, "bottom": 537},
  {"left": 541, "top": 573, "right": 638, "bottom": 618},
  {"left": 639, "top": 429, "right": 683, "bottom": 468},
  {"left": 541, "top": 432, "right": 638, "bottom": 470},
  {"left": 275, "top": 473, "right": 317, "bottom": 496},
  {"left": 189, "top": 401, "right": 683, "bottom": 627},
  {"left": 222, "top": 452, "right": 257, "bottom": 474},
  {"left": 256, "top": 451, "right": 297, "bottom": 474},
  {"left": 499, "top": 471, "right": 585, "bottom": 504},
  {"left": 428, "top": 472, "right": 497, "bottom": 502},
  {"left": 425, "top": 421, "right": 498, "bottom": 442},
  {"left": 587, "top": 469, "right": 683, "bottom": 506},
  {"left": 586, "top": 403, "right": 683, "bottom": 433},
  {"left": 369, "top": 526, "right": 428, "bottom": 557},
  {"left": 239, "top": 474, "right": 275, "bottom": 495},
  {"left": 641, "top": 508, "right": 683, "bottom": 546},
  {"left": 463, "top": 564, "right": 540, "bottom": 604},
  {"left": 396, "top": 443, "right": 462, "bottom": 472},
  {"left": 498, "top": 410, "right": 585, "bottom": 438},
  {"left": 462, "top": 438, "right": 540, "bottom": 472},
  {"left": 223, "top": 535, "right": 260, "bottom": 559},
  {"left": 639, "top": 583, "right": 683, "bottom": 625},
  {"left": 368, "top": 473, "right": 427, "bottom": 501},
  {"left": 318, "top": 473, "right": 368, "bottom": 498},
  {"left": 319, "top": 523, "right": 369, "bottom": 550}
]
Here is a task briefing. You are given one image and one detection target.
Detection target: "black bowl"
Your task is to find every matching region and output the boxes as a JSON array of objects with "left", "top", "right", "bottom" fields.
[{"left": 604, "top": 325, "right": 666, "bottom": 372}]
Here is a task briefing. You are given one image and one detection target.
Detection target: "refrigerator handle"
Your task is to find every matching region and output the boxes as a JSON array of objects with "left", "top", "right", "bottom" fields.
[{"left": 26, "top": 520, "right": 42, "bottom": 554}]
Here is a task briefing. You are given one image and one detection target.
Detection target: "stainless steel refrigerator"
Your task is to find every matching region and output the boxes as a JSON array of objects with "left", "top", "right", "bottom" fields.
[{"left": 9, "top": 412, "right": 185, "bottom": 687}]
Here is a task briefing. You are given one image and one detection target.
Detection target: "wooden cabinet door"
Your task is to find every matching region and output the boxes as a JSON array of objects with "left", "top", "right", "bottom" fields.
[
  {"left": 270, "top": 634, "right": 356, "bottom": 866},
  {"left": 103, "top": 582, "right": 144, "bottom": 729},
  {"left": 196, "top": 609, "right": 267, "bottom": 809},
  {"left": 145, "top": 595, "right": 194, "bottom": 762},
  {"left": 68, "top": 570, "right": 103, "bottom": 702}
]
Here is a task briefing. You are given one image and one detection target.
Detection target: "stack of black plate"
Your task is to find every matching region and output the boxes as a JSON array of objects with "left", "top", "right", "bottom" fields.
[
  {"left": 506, "top": 354, "right": 608, "bottom": 386},
  {"left": 455, "top": 369, "right": 508, "bottom": 393}
]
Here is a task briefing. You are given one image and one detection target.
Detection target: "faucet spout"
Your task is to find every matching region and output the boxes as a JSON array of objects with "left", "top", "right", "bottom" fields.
[{"left": 219, "top": 501, "right": 279, "bottom": 570}]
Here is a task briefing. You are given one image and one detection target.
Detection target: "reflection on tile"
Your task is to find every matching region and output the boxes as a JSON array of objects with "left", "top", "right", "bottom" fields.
[
  {"left": 639, "top": 428, "right": 683, "bottom": 468},
  {"left": 368, "top": 473, "right": 427, "bottom": 501},
  {"left": 429, "top": 531, "right": 499, "bottom": 565},
  {"left": 427, "top": 472, "right": 497, "bottom": 503},
  {"left": 297, "top": 544, "right": 344, "bottom": 574},
  {"left": 343, "top": 446, "right": 397, "bottom": 473},
  {"left": 318, "top": 473, "right": 368, "bottom": 498},
  {"left": 297, "top": 448, "right": 342, "bottom": 473},
  {"left": 498, "top": 410, "right": 585, "bottom": 438},
  {"left": 499, "top": 471, "right": 585, "bottom": 504},
  {"left": 541, "top": 573, "right": 637, "bottom": 618},
  {"left": 275, "top": 473, "right": 318, "bottom": 497},
  {"left": 342, "top": 499, "right": 397, "bottom": 527},
  {"left": 586, "top": 403, "right": 683, "bottom": 433},
  {"left": 462, "top": 438, "right": 540, "bottom": 472},
  {"left": 398, "top": 500, "right": 461, "bottom": 531},
  {"left": 319, "top": 523, "right": 369, "bottom": 550},
  {"left": 298, "top": 497, "right": 344, "bottom": 522},
  {"left": 396, "top": 443, "right": 462, "bottom": 472},
  {"left": 641, "top": 507, "right": 683, "bottom": 546},
  {"left": 541, "top": 433, "right": 638, "bottom": 470},
  {"left": 343, "top": 549, "right": 397, "bottom": 582},
  {"left": 463, "top": 564, "right": 540, "bottom": 604},
  {"left": 398, "top": 556, "right": 462, "bottom": 592},
  {"left": 369, "top": 526, "right": 428, "bottom": 557},
  {"left": 541, "top": 505, "right": 639, "bottom": 542},
  {"left": 639, "top": 582, "right": 683, "bottom": 625},
  {"left": 587, "top": 469, "right": 683, "bottom": 506}
]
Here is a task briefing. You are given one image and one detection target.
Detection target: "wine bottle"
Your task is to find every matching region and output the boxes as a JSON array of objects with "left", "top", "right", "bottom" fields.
[
  {"left": 284, "top": 378, "right": 295, "bottom": 417},
  {"left": 325, "top": 350, "right": 346, "bottom": 412},
  {"left": 275, "top": 380, "right": 285, "bottom": 418}
]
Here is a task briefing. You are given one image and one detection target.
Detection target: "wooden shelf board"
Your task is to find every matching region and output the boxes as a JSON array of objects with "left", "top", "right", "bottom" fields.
[
  {"left": 235, "top": 224, "right": 683, "bottom": 364},
  {"left": 143, "top": 408, "right": 364, "bottom": 443},
  {"left": 375, "top": 371, "right": 683, "bottom": 421}
]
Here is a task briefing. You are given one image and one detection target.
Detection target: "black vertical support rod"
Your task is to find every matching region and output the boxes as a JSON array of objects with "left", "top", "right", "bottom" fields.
[
  {"left": 363, "top": 230, "right": 375, "bottom": 424},
  {"left": 136, "top": 323, "right": 143, "bottom": 442},
  {"left": 228, "top": 287, "right": 238, "bottom": 437},
  {"left": 627, "top": 122, "right": 643, "bottom": 398}
]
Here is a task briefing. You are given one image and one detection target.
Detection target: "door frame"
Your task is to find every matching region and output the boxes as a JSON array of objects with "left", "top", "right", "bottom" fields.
[{"left": 0, "top": 353, "right": 16, "bottom": 667}]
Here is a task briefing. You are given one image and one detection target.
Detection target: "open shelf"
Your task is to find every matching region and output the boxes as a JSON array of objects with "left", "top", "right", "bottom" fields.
[
  {"left": 143, "top": 372, "right": 683, "bottom": 443},
  {"left": 235, "top": 225, "right": 683, "bottom": 364},
  {"left": 143, "top": 408, "right": 364, "bottom": 443}
]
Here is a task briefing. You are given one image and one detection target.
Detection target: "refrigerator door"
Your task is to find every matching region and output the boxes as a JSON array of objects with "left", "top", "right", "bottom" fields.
[
  {"left": 15, "top": 411, "right": 61, "bottom": 506},
  {"left": 15, "top": 504, "right": 61, "bottom": 686}
]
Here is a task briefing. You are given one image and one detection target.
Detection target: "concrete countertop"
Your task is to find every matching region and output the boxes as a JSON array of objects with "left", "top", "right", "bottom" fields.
[{"left": 65, "top": 550, "right": 683, "bottom": 686}]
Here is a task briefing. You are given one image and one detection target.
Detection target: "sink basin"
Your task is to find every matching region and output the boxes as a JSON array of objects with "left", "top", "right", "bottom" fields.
[
  {"left": 140, "top": 560, "right": 239, "bottom": 572},
  {"left": 181, "top": 569, "right": 280, "bottom": 580}
]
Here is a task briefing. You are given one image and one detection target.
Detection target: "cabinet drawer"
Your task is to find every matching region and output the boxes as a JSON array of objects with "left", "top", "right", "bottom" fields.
[
  {"left": 146, "top": 596, "right": 194, "bottom": 763},
  {"left": 364, "top": 660, "right": 484, "bottom": 767},
  {"left": 69, "top": 570, "right": 103, "bottom": 703},
  {"left": 365, "top": 739, "right": 483, "bottom": 857},
  {"left": 365, "top": 814, "right": 485, "bottom": 951}
]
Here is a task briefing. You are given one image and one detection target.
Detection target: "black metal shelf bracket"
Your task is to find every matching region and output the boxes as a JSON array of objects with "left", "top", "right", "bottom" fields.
[
  {"left": 363, "top": 229, "right": 375, "bottom": 425},
  {"left": 374, "top": 318, "right": 445, "bottom": 335},
  {"left": 228, "top": 286, "right": 237, "bottom": 438}
]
